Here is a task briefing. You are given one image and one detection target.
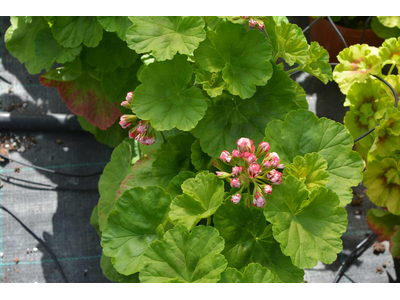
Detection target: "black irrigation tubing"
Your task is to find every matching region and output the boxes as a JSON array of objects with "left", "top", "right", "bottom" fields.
[
  {"left": 0, "top": 153, "right": 104, "bottom": 178},
  {"left": 0, "top": 203, "right": 69, "bottom": 283},
  {"left": 361, "top": 17, "right": 373, "bottom": 44},
  {"left": 0, "top": 75, "right": 12, "bottom": 85},
  {"left": 302, "top": 16, "right": 322, "bottom": 33},
  {"left": 327, "top": 16, "right": 348, "bottom": 48}
]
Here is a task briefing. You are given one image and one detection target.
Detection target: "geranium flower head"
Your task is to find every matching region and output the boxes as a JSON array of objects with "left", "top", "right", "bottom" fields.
[
  {"left": 231, "top": 194, "right": 241, "bottom": 204},
  {"left": 237, "top": 137, "right": 255, "bottom": 153}
]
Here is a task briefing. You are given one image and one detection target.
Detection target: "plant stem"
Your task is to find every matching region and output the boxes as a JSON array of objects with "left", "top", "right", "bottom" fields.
[
  {"left": 160, "top": 131, "right": 167, "bottom": 143},
  {"left": 285, "top": 65, "right": 303, "bottom": 74},
  {"left": 388, "top": 63, "right": 396, "bottom": 76},
  {"left": 207, "top": 216, "right": 212, "bottom": 226}
]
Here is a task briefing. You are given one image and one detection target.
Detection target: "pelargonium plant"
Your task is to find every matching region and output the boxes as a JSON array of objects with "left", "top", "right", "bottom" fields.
[
  {"left": 5, "top": 16, "right": 365, "bottom": 283},
  {"left": 333, "top": 37, "right": 400, "bottom": 260}
]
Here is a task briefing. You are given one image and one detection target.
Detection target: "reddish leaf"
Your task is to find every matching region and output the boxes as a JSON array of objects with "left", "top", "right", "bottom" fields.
[
  {"left": 367, "top": 208, "right": 400, "bottom": 242},
  {"left": 40, "top": 74, "right": 120, "bottom": 130}
]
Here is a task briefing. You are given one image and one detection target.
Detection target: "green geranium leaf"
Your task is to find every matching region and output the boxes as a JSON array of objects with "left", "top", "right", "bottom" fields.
[
  {"left": 50, "top": 16, "right": 103, "bottom": 48},
  {"left": 371, "top": 17, "right": 400, "bottom": 39},
  {"left": 167, "top": 171, "right": 196, "bottom": 198},
  {"left": 370, "top": 108, "right": 400, "bottom": 157},
  {"left": 367, "top": 209, "right": 400, "bottom": 241},
  {"left": 191, "top": 139, "right": 216, "bottom": 172},
  {"left": 5, "top": 16, "right": 48, "bottom": 74},
  {"left": 195, "top": 21, "right": 273, "bottom": 99},
  {"left": 101, "top": 186, "right": 171, "bottom": 275},
  {"left": 214, "top": 200, "right": 304, "bottom": 283},
  {"left": 101, "top": 63, "right": 142, "bottom": 103},
  {"left": 344, "top": 111, "right": 375, "bottom": 153},
  {"left": 195, "top": 68, "right": 226, "bottom": 98},
  {"left": 283, "top": 152, "right": 330, "bottom": 191},
  {"left": 100, "top": 254, "right": 119, "bottom": 282},
  {"left": 40, "top": 72, "right": 121, "bottom": 130},
  {"left": 391, "top": 226, "right": 400, "bottom": 258},
  {"left": 97, "top": 141, "right": 132, "bottom": 231},
  {"left": 302, "top": 42, "right": 333, "bottom": 84},
  {"left": 132, "top": 55, "right": 207, "bottom": 131},
  {"left": 293, "top": 82, "right": 309, "bottom": 110},
  {"left": 90, "top": 205, "right": 101, "bottom": 237},
  {"left": 264, "top": 109, "right": 364, "bottom": 206},
  {"left": 126, "top": 16, "right": 206, "bottom": 61},
  {"left": 139, "top": 225, "right": 227, "bottom": 283},
  {"left": 82, "top": 32, "right": 138, "bottom": 72},
  {"left": 275, "top": 22, "right": 309, "bottom": 66},
  {"left": 377, "top": 17, "right": 400, "bottom": 28},
  {"left": 380, "top": 75, "right": 400, "bottom": 105},
  {"left": 333, "top": 44, "right": 382, "bottom": 94},
  {"left": 77, "top": 116, "right": 127, "bottom": 148},
  {"left": 364, "top": 157, "right": 400, "bottom": 215},
  {"left": 152, "top": 133, "right": 196, "bottom": 189},
  {"left": 379, "top": 37, "right": 400, "bottom": 67},
  {"left": 192, "top": 66, "right": 300, "bottom": 158},
  {"left": 97, "top": 16, "right": 132, "bottom": 41},
  {"left": 169, "top": 172, "right": 224, "bottom": 230},
  {"left": 264, "top": 176, "right": 348, "bottom": 269},
  {"left": 219, "top": 263, "right": 274, "bottom": 283}
]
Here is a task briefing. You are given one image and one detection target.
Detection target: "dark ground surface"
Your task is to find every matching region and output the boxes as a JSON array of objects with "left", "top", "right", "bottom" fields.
[{"left": 0, "top": 16, "right": 397, "bottom": 283}]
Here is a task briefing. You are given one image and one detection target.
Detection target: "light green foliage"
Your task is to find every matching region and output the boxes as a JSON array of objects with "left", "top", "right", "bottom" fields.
[
  {"left": 166, "top": 171, "right": 196, "bottom": 198},
  {"left": 370, "top": 108, "right": 400, "bottom": 157},
  {"left": 302, "top": 42, "right": 333, "bottom": 84},
  {"left": 371, "top": 17, "right": 400, "bottom": 39},
  {"left": 97, "top": 16, "right": 132, "bottom": 41},
  {"left": 219, "top": 263, "right": 274, "bottom": 283}
]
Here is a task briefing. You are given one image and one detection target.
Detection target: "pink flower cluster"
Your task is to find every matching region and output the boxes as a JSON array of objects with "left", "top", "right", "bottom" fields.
[
  {"left": 119, "top": 91, "right": 155, "bottom": 145},
  {"left": 216, "top": 137, "right": 284, "bottom": 208},
  {"left": 241, "top": 17, "right": 265, "bottom": 31}
]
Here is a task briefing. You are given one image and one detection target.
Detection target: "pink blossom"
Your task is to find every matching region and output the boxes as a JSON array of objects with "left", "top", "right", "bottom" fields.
[
  {"left": 216, "top": 171, "right": 231, "bottom": 179},
  {"left": 263, "top": 160, "right": 271, "bottom": 168},
  {"left": 120, "top": 100, "right": 131, "bottom": 109},
  {"left": 264, "top": 185, "right": 272, "bottom": 195},
  {"left": 231, "top": 178, "right": 241, "bottom": 188},
  {"left": 253, "top": 192, "right": 265, "bottom": 208},
  {"left": 237, "top": 138, "right": 255, "bottom": 153},
  {"left": 232, "top": 150, "right": 240, "bottom": 158},
  {"left": 220, "top": 150, "right": 232, "bottom": 163},
  {"left": 136, "top": 121, "right": 149, "bottom": 134},
  {"left": 231, "top": 194, "right": 241, "bottom": 204},
  {"left": 126, "top": 91, "right": 133, "bottom": 102},
  {"left": 249, "top": 19, "right": 258, "bottom": 27},
  {"left": 258, "top": 142, "right": 270, "bottom": 153},
  {"left": 128, "top": 130, "right": 136, "bottom": 139},
  {"left": 258, "top": 22, "right": 265, "bottom": 30},
  {"left": 248, "top": 163, "right": 261, "bottom": 178},
  {"left": 232, "top": 166, "right": 242, "bottom": 176},
  {"left": 119, "top": 120, "right": 131, "bottom": 129},
  {"left": 242, "top": 16, "right": 249, "bottom": 19},
  {"left": 241, "top": 152, "right": 257, "bottom": 164},
  {"left": 264, "top": 152, "right": 280, "bottom": 168},
  {"left": 277, "top": 164, "right": 284, "bottom": 169},
  {"left": 144, "top": 137, "right": 155, "bottom": 145},
  {"left": 267, "top": 170, "right": 282, "bottom": 185}
]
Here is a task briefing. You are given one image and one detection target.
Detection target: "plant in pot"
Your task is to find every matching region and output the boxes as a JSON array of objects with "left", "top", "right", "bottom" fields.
[
  {"left": 5, "top": 16, "right": 365, "bottom": 283},
  {"left": 333, "top": 36, "right": 400, "bottom": 281},
  {"left": 308, "top": 16, "right": 400, "bottom": 63}
]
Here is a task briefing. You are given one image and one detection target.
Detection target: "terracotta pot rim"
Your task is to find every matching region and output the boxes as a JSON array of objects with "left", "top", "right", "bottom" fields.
[{"left": 309, "top": 17, "right": 375, "bottom": 34}]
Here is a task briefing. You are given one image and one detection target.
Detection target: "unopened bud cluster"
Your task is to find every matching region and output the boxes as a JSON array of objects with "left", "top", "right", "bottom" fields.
[
  {"left": 216, "top": 137, "right": 283, "bottom": 208},
  {"left": 241, "top": 16, "right": 265, "bottom": 30},
  {"left": 119, "top": 91, "right": 155, "bottom": 145}
]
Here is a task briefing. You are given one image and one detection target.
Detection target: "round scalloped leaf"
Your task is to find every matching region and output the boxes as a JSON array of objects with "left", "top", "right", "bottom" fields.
[
  {"left": 364, "top": 157, "right": 400, "bottom": 215},
  {"left": 82, "top": 32, "right": 138, "bottom": 72},
  {"left": 191, "top": 139, "right": 216, "bottom": 172},
  {"left": 97, "top": 17, "right": 132, "bottom": 41},
  {"left": 40, "top": 73, "right": 121, "bottom": 130},
  {"left": 293, "top": 82, "right": 309, "bottom": 109},
  {"left": 264, "top": 109, "right": 364, "bottom": 206},
  {"left": 264, "top": 176, "right": 347, "bottom": 269},
  {"left": 152, "top": 133, "right": 196, "bottom": 189},
  {"left": 126, "top": 16, "right": 206, "bottom": 61},
  {"left": 370, "top": 108, "right": 400, "bottom": 157},
  {"left": 194, "top": 21, "right": 273, "bottom": 99},
  {"left": 380, "top": 75, "right": 400, "bottom": 105},
  {"left": 302, "top": 42, "right": 332, "bottom": 84},
  {"left": 371, "top": 17, "right": 400, "bottom": 39},
  {"left": 50, "top": 16, "right": 103, "bottom": 48},
  {"left": 131, "top": 55, "right": 207, "bottom": 131},
  {"left": 391, "top": 226, "right": 400, "bottom": 258},
  {"left": 213, "top": 200, "right": 304, "bottom": 283},
  {"left": 167, "top": 171, "right": 196, "bottom": 198},
  {"left": 192, "top": 66, "right": 300, "bottom": 158},
  {"left": 5, "top": 16, "right": 48, "bottom": 74},
  {"left": 219, "top": 263, "right": 274, "bottom": 283},
  {"left": 333, "top": 44, "right": 382, "bottom": 94},
  {"left": 101, "top": 186, "right": 171, "bottom": 275},
  {"left": 169, "top": 172, "right": 224, "bottom": 230},
  {"left": 283, "top": 152, "right": 330, "bottom": 192},
  {"left": 377, "top": 17, "right": 400, "bottom": 29},
  {"left": 367, "top": 208, "right": 400, "bottom": 242},
  {"left": 379, "top": 37, "right": 400, "bottom": 67},
  {"left": 139, "top": 225, "right": 227, "bottom": 283},
  {"left": 97, "top": 141, "right": 133, "bottom": 231},
  {"left": 195, "top": 68, "right": 226, "bottom": 98},
  {"left": 275, "top": 22, "right": 309, "bottom": 66}
]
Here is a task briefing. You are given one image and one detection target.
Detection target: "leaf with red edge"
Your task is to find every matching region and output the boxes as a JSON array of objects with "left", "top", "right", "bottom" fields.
[
  {"left": 367, "top": 209, "right": 400, "bottom": 242},
  {"left": 40, "top": 73, "right": 121, "bottom": 130},
  {"left": 391, "top": 226, "right": 400, "bottom": 258}
]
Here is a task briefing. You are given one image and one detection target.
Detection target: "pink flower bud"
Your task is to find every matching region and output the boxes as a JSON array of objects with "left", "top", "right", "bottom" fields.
[
  {"left": 136, "top": 121, "right": 149, "bottom": 134},
  {"left": 230, "top": 178, "right": 241, "bottom": 188},
  {"left": 237, "top": 137, "right": 255, "bottom": 153},
  {"left": 216, "top": 171, "right": 231, "bottom": 179},
  {"left": 258, "top": 22, "right": 265, "bottom": 30},
  {"left": 277, "top": 164, "right": 284, "bottom": 169},
  {"left": 267, "top": 170, "right": 283, "bottom": 185},
  {"left": 232, "top": 166, "right": 242, "bottom": 176},
  {"left": 220, "top": 150, "right": 232, "bottom": 163},
  {"left": 253, "top": 192, "right": 265, "bottom": 208},
  {"left": 263, "top": 160, "right": 271, "bottom": 168},
  {"left": 264, "top": 152, "right": 280, "bottom": 167},
  {"left": 128, "top": 129, "right": 136, "bottom": 139},
  {"left": 241, "top": 152, "right": 257, "bottom": 164},
  {"left": 232, "top": 150, "right": 240, "bottom": 158},
  {"left": 242, "top": 16, "right": 249, "bottom": 19},
  {"left": 121, "top": 100, "right": 131, "bottom": 109},
  {"left": 248, "top": 163, "right": 261, "bottom": 178},
  {"left": 119, "top": 120, "right": 131, "bottom": 129},
  {"left": 249, "top": 19, "right": 258, "bottom": 27},
  {"left": 231, "top": 194, "right": 241, "bottom": 204},
  {"left": 126, "top": 91, "right": 133, "bottom": 102},
  {"left": 258, "top": 142, "right": 270, "bottom": 153},
  {"left": 144, "top": 137, "right": 155, "bottom": 145},
  {"left": 264, "top": 185, "right": 272, "bottom": 195}
]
